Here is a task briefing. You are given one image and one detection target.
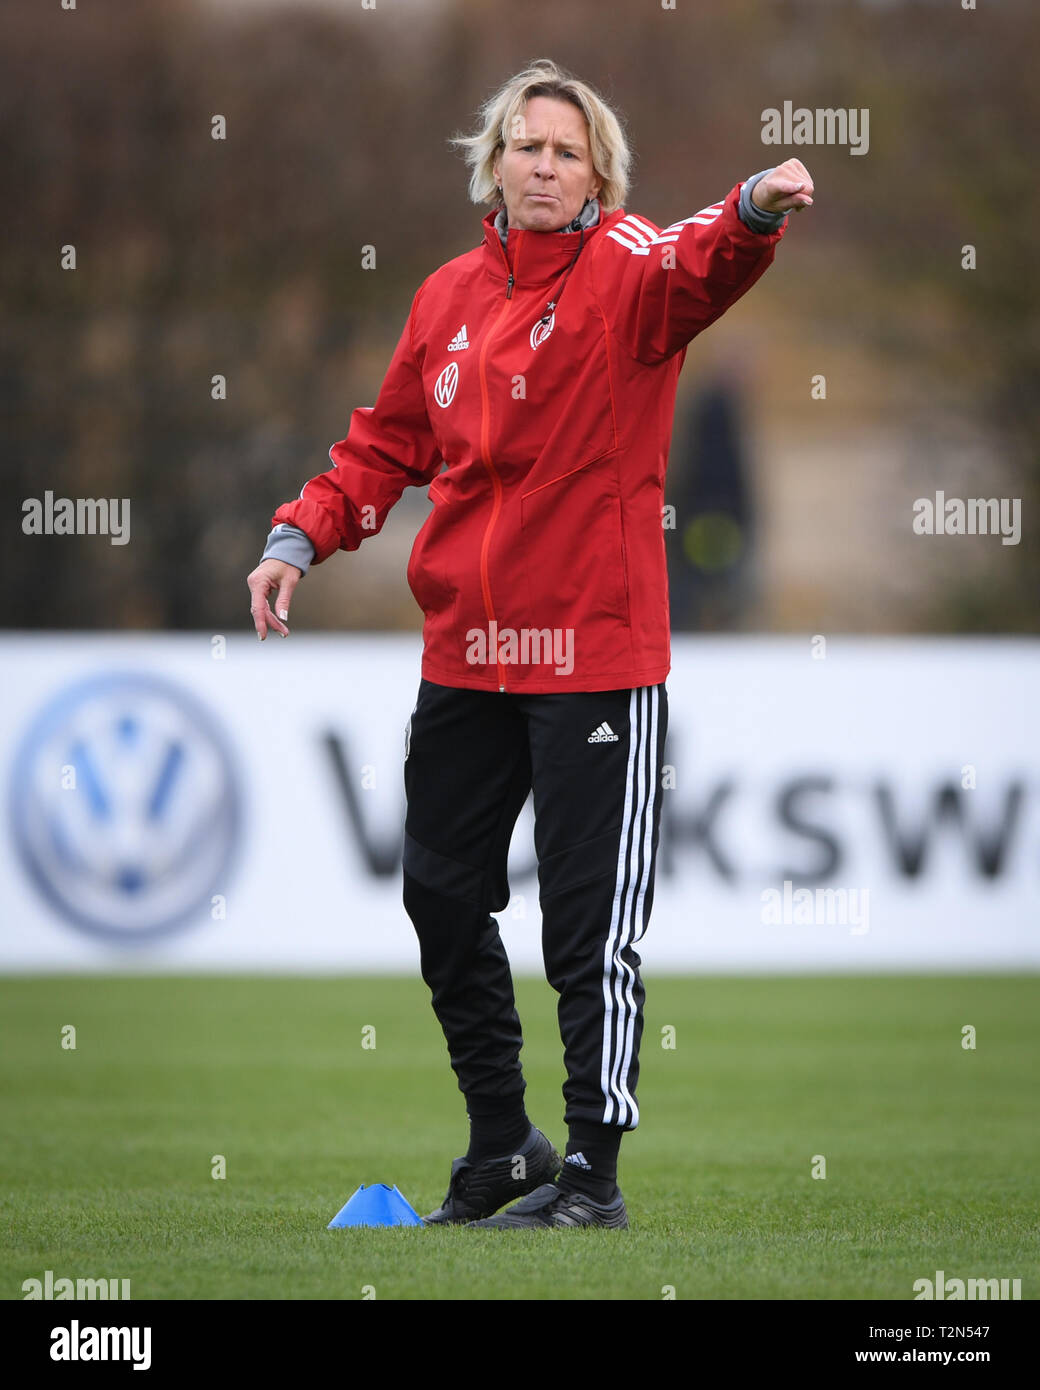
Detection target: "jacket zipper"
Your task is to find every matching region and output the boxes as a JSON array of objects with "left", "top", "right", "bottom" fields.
[{"left": 478, "top": 233, "right": 523, "bottom": 691}]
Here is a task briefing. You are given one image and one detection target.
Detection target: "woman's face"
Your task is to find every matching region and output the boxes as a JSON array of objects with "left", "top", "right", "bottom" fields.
[{"left": 493, "top": 95, "right": 602, "bottom": 232}]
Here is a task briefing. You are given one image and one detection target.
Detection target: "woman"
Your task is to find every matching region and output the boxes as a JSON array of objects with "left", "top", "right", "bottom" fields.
[{"left": 247, "top": 58, "right": 813, "bottom": 1229}]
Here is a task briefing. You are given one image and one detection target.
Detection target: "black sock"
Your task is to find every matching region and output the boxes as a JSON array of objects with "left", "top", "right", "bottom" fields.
[
  {"left": 556, "top": 1129, "right": 623, "bottom": 1203},
  {"left": 465, "top": 1094, "right": 530, "bottom": 1163}
]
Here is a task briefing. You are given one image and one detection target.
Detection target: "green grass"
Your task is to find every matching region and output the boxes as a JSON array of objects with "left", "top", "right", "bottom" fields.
[{"left": 2, "top": 976, "right": 1038, "bottom": 1300}]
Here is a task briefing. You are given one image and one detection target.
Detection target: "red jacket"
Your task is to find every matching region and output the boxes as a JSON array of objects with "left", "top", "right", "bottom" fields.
[{"left": 272, "top": 181, "right": 786, "bottom": 692}]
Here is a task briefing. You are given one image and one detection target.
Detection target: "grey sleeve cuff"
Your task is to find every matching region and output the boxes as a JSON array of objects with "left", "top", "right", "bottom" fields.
[
  {"left": 261, "top": 523, "right": 316, "bottom": 575},
  {"left": 738, "top": 169, "right": 788, "bottom": 234}
]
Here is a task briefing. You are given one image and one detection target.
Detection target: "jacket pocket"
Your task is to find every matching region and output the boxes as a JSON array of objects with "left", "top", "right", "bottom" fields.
[
  {"left": 406, "top": 484, "right": 454, "bottom": 614},
  {"left": 518, "top": 451, "right": 630, "bottom": 629}
]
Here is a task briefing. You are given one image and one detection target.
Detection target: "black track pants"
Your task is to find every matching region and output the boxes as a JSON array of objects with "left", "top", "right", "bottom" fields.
[{"left": 402, "top": 677, "right": 668, "bottom": 1132}]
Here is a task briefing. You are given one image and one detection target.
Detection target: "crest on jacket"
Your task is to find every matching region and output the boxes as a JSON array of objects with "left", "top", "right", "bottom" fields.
[{"left": 530, "top": 311, "right": 555, "bottom": 350}]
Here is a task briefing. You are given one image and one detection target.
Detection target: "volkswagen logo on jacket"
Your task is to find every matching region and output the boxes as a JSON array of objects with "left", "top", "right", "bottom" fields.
[{"left": 434, "top": 361, "right": 459, "bottom": 408}]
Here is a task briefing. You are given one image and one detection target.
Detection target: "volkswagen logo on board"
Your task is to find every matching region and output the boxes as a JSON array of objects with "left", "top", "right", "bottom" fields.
[{"left": 9, "top": 672, "right": 242, "bottom": 943}]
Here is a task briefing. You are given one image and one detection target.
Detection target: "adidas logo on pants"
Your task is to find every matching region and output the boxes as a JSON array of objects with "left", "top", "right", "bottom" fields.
[{"left": 588, "top": 722, "right": 619, "bottom": 742}]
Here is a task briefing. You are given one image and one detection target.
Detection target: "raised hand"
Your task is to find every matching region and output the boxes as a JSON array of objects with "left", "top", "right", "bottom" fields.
[{"left": 751, "top": 158, "right": 815, "bottom": 215}]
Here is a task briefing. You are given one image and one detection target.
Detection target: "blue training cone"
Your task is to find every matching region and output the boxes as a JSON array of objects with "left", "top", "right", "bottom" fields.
[{"left": 327, "top": 1183, "right": 424, "bottom": 1228}]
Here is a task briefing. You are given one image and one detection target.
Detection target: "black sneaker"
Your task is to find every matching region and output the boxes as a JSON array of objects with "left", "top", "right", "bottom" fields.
[
  {"left": 422, "top": 1126, "right": 561, "bottom": 1225},
  {"left": 467, "top": 1180, "right": 629, "bottom": 1229}
]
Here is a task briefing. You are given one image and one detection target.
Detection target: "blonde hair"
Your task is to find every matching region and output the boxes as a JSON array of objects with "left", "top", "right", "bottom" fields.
[{"left": 449, "top": 58, "right": 632, "bottom": 213}]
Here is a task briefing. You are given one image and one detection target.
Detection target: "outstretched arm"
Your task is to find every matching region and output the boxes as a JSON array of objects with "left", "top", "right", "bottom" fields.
[{"left": 592, "top": 159, "right": 814, "bottom": 364}]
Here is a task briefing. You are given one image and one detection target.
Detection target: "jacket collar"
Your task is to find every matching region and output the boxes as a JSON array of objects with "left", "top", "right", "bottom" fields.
[
  {"left": 482, "top": 198, "right": 620, "bottom": 287},
  {"left": 492, "top": 195, "right": 602, "bottom": 246}
]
